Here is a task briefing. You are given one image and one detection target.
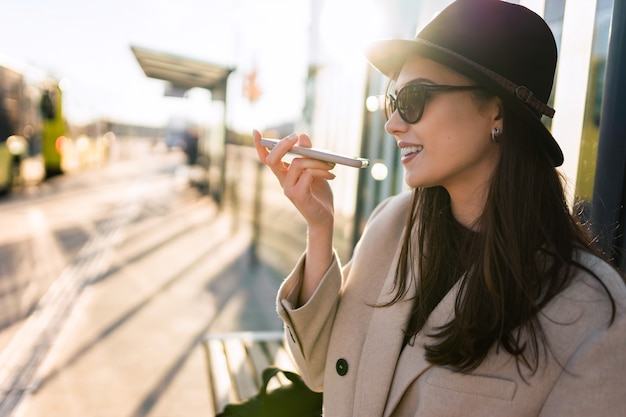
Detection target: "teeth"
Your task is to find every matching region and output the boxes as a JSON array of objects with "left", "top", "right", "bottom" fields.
[{"left": 401, "top": 145, "right": 423, "bottom": 157}]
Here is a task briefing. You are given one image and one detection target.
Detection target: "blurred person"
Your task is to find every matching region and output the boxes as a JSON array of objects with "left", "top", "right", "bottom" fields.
[
  {"left": 252, "top": 0, "right": 626, "bottom": 416},
  {"left": 183, "top": 126, "right": 199, "bottom": 165}
]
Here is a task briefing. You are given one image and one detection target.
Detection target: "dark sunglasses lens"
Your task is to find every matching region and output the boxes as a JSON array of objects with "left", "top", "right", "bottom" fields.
[{"left": 397, "top": 85, "right": 425, "bottom": 123}]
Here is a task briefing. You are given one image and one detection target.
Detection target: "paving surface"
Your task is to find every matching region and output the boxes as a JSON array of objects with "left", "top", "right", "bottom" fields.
[{"left": 8, "top": 168, "right": 285, "bottom": 417}]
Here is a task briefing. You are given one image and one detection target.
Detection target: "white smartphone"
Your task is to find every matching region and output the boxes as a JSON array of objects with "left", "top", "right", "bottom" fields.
[{"left": 260, "top": 138, "right": 369, "bottom": 169}]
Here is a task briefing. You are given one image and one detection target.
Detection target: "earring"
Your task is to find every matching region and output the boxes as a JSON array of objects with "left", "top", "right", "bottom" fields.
[{"left": 491, "top": 127, "right": 501, "bottom": 143}]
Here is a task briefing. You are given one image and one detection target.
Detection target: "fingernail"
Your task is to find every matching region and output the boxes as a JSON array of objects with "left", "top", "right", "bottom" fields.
[{"left": 285, "top": 133, "right": 297, "bottom": 141}]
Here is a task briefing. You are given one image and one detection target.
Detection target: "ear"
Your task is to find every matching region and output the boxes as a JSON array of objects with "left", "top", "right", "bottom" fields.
[
  {"left": 489, "top": 97, "right": 504, "bottom": 133},
  {"left": 492, "top": 97, "right": 504, "bottom": 121}
]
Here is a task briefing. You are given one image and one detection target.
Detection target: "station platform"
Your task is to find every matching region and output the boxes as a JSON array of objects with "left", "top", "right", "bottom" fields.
[{"left": 11, "top": 190, "right": 286, "bottom": 417}]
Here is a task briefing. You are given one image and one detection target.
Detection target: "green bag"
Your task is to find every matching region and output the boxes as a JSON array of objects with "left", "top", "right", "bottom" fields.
[{"left": 216, "top": 367, "right": 323, "bottom": 417}]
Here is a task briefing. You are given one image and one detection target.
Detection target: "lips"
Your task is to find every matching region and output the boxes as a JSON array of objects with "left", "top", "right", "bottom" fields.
[{"left": 400, "top": 145, "right": 423, "bottom": 157}]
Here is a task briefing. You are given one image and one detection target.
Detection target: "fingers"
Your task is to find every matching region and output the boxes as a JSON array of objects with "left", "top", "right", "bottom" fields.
[
  {"left": 282, "top": 158, "right": 335, "bottom": 190},
  {"left": 252, "top": 129, "right": 270, "bottom": 164},
  {"left": 253, "top": 129, "right": 290, "bottom": 184},
  {"left": 252, "top": 129, "right": 335, "bottom": 224},
  {"left": 296, "top": 132, "right": 312, "bottom": 148},
  {"left": 252, "top": 128, "right": 336, "bottom": 187},
  {"left": 264, "top": 133, "right": 298, "bottom": 167},
  {"left": 253, "top": 129, "right": 295, "bottom": 169}
]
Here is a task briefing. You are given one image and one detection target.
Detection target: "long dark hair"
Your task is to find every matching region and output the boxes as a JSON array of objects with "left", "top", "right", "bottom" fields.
[{"left": 391, "top": 101, "right": 618, "bottom": 374}]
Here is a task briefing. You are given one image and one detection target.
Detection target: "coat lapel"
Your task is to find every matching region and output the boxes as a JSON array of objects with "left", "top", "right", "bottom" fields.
[
  {"left": 382, "top": 280, "right": 462, "bottom": 416},
  {"left": 353, "top": 249, "right": 415, "bottom": 417}
]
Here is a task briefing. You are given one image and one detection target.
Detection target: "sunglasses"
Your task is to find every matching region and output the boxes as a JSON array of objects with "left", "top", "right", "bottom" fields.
[{"left": 386, "top": 83, "right": 485, "bottom": 124}]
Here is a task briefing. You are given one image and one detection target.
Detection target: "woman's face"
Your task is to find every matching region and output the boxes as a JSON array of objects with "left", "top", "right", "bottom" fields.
[{"left": 385, "top": 56, "right": 502, "bottom": 201}]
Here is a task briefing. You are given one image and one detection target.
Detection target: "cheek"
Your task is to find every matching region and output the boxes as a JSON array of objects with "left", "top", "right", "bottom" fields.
[
  {"left": 459, "top": 133, "right": 491, "bottom": 157},
  {"left": 438, "top": 111, "right": 493, "bottom": 156},
  {"left": 417, "top": 97, "right": 495, "bottom": 161},
  {"left": 433, "top": 129, "right": 494, "bottom": 167}
]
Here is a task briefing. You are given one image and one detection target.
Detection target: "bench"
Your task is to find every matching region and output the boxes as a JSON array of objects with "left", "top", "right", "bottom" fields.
[{"left": 202, "top": 330, "right": 299, "bottom": 415}]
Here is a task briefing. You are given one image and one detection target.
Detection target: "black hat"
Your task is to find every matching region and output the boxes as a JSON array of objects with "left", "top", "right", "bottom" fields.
[{"left": 366, "top": 0, "right": 563, "bottom": 166}]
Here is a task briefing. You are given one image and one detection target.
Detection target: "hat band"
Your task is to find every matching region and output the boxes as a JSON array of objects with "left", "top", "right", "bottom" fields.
[{"left": 416, "top": 39, "right": 555, "bottom": 118}]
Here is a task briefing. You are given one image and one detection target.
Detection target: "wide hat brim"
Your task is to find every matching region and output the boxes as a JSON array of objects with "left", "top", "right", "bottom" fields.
[{"left": 366, "top": 1, "right": 563, "bottom": 167}]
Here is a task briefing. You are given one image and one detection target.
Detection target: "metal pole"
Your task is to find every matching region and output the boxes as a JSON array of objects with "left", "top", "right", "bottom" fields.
[
  {"left": 591, "top": 0, "right": 626, "bottom": 268},
  {"left": 250, "top": 159, "right": 263, "bottom": 266}
]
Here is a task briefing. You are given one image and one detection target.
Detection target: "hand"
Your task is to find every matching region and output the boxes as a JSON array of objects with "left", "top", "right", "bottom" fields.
[{"left": 253, "top": 129, "right": 335, "bottom": 229}]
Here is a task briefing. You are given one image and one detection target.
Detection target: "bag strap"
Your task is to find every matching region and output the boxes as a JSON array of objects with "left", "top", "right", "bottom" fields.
[{"left": 259, "top": 367, "right": 306, "bottom": 396}]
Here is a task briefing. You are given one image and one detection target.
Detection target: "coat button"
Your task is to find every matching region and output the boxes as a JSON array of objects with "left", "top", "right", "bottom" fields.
[{"left": 336, "top": 358, "right": 348, "bottom": 376}]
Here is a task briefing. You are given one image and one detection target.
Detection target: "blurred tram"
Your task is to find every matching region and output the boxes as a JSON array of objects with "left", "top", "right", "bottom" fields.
[{"left": 0, "top": 61, "right": 66, "bottom": 193}]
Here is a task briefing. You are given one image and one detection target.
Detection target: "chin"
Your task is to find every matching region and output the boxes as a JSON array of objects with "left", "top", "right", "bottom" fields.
[
  {"left": 405, "top": 172, "right": 437, "bottom": 189},
  {"left": 405, "top": 172, "right": 424, "bottom": 189}
]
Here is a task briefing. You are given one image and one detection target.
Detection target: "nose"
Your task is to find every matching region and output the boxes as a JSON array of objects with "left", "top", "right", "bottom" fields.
[{"left": 384, "top": 110, "right": 407, "bottom": 138}]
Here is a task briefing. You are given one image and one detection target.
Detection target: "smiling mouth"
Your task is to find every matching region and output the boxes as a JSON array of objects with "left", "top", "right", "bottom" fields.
[{"left": 401, "top": 145, "right": 424, "bottom": 157}]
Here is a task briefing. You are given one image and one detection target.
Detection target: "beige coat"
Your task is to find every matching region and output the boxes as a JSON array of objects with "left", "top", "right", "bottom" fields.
[{"left": 277, "top": 191, "right": 626, "bottom": 417}]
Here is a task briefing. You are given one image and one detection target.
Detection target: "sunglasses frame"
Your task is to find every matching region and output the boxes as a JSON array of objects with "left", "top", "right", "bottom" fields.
[{"left": 386, "top": 83, "right": 485, "bottom": 124}]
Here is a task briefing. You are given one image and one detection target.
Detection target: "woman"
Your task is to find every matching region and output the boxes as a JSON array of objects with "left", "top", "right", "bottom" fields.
[{"left": 253, "top": 1, "right": 626, "bottom": 416}]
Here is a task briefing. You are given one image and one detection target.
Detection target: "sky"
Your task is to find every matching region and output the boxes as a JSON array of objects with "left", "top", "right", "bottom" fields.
[{"left": 0, "top": 0, "right": 312, "bottom": 131}]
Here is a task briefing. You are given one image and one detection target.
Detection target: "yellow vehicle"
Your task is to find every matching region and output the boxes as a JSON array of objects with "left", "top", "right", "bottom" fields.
[
  {"left": 40, "top": 84, "right": 65, "bottom": 177},
  {"left": 0, "top": 135, "right": 28, "bottom": 194},
  {"left": 0, "top": 63, "right": 66, "bottom": 193},
  {"left": 0, "top": 142, "right": 13, "bottom": 194},
  {"left": 0, "top": 65, "right": 24, "bottom": 194}
]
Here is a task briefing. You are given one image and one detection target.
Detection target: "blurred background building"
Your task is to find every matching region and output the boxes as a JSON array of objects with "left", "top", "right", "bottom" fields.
[{"left": 0, "top": 0, "right": 622, "bottom": 266}]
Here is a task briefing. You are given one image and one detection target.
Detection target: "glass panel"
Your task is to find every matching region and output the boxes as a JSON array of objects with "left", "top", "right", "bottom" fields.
[
  {"left": 542, "top": 0, "right": 566, "bottom": 131},
  {"left": 575, "top": 0, "right": 614, "bottom": 212}
]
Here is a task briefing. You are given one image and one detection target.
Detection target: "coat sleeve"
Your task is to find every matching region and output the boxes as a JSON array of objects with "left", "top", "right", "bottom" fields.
[
  {"left": 276, "top": 252, "right": 346, "bottom": 390},
  {"left": 540, "top": 255, "right": 626, "bottom": 417},
  {"left": 539, "top": 298, "right": 626, "bottom": 415},
  {"left": 275, "top": 192, "right": 405, "bottom": 391}
]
